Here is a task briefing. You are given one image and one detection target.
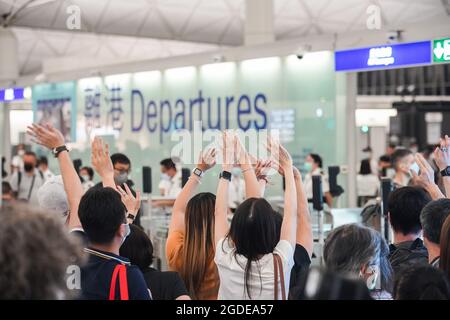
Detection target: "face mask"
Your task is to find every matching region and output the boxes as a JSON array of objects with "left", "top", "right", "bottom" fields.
[
  {"left": 81, "top": 175, "right": 90, "bottom": 182},
  {"left": 303, "top": 162, "right": 313, "bottom": 172},
  {"left": 114, "top": 172, "right": 128, "bottom": 185},
  {"left": 121, "top": 223, "right": 131, "bottom": 245},
  {"left": 360, "top": 265, "right": 379, "bottom": 290},
  {"left": 161, "top": 173, "right": 170, "bottom": 181},
  {"left": 18, "top": 150, "right": 25, "bottom": 156},
  {"left": 24, "top": 163, "right": 34, "bottom": 172},
  {"left": 410, "top": 162, "right": 420, "bottom": 175}
]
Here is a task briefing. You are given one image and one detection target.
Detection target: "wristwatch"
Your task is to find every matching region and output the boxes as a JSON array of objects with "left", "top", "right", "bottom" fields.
[
  {"left": 127, "top": 213, "right": 136, "bottom": 222},
  {"left": 192, "top": 167, "right": 204, "bottom": 178},
  {"left": 52, "top": 145, "right": 69, "bottom": 158},
  {"left": 441, "top": 166, "right": 450, "bottom": 177},
  {"left": 219, "top": 170, "right": 232, "bottom": 181}
]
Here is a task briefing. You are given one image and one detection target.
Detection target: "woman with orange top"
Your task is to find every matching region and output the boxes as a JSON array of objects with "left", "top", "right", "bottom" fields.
[{"left": 166, "top": 148, "right": 219, "bottom": 300}]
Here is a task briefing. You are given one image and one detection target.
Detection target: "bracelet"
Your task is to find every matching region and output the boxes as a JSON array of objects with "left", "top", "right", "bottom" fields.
[
  {"left": 242, "top": 167, "right": 254, "bottom": 174},
  {"left": 127, "top": 213, "right": 136, "bottom": 222},
  {"left": 257, "top": 175, "right": 269, "bottom": 183}
]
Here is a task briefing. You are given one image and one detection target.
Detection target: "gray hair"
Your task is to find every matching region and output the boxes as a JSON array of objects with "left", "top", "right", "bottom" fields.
[{"left": 323, "top": 223, "right": 393, "bottom": 292}]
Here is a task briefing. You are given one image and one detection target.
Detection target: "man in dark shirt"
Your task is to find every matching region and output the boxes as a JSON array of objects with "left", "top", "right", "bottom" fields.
[
  {"left": 78, "top": 187, "right": 150, "bottom": 300},
  {"left": 420, "top": 199, "right": 450, "bottom": 268},
  {"left": 387, "top": 187, "right": 431, "bottom": 277}
]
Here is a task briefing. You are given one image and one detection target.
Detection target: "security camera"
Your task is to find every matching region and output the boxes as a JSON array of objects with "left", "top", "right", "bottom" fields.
[
  {"left": 295, "top": 45, "right": 311, "bottom": 60},
  {"left": 387, "top": 30, "right": 402, "bottom": 43},
  {"left": 212, "top": 54, "right": 225, "bottom": 63}
]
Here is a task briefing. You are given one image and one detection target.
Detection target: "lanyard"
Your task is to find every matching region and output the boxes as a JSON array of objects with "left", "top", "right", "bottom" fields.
[{"left": 27, "top": 174, "right": 36, "bottom": 201}]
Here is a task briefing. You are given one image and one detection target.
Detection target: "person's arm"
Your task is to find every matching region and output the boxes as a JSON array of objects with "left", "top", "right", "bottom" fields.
[
  {"left": 214, "top": 132, "right": 234, "bottom": 245},
  {"left": 412, "top": 153, "right": 445, "bottom": 200},
  {"left": 117, "top": 184, "right": 141, "bottom": 224},
  {"left": 269, "top": 138, "right": 297, "bottom": 247},
  {"left": 293, "top": 167, "right": 313, "bottom": 257},
  {"left": 91, "top": 137, "right": 141, "bottom": 221},
  {"left": 169, "top": 148, "right": 216, "bottom": 233},
  {"left": 27, "top": 123, "right": 83, "bottom": 229},
  {"left": 235, "top": 136, "right": 261, "bottom": 199},
  {"left": 91, "top": 137, "right": 115, "bottom": 189},
  {"left": 254, "top": 159, "right": 272, "bottom": 197},
  {"left": 434, "top": 135, "right": 450, "bottom": 198},
  {"left": 324, "top": 192, "right": 333, "bottom": 208}
]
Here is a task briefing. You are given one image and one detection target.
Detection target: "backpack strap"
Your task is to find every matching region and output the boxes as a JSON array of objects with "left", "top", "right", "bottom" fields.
[
  {"left": 18, "top": 171, "right": 22, "bottom": 190},
  {"left": 109, "top": 264, "right": 129, "bottom": 300}
]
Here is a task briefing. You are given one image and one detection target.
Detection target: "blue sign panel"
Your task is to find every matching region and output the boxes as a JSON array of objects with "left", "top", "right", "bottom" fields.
[
  {"left": 335, "top": 41, "right": 431, "bottom": 72},
  {"left": 0, "top": 87, "right": 24, "bottom": 102}
]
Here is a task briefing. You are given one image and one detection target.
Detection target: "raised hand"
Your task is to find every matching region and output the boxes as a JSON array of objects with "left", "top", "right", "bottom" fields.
[
  {"left": 117, "top": 184, "right": 141, "bottom": 216},
  {"left": 27, "top": 123, "right": 65, "bottom": 149},
  {"left": 266, "top": 136, "right": 292, "bottom": 175},
  {"left": 91, "top": 137, "right": 114, "bottom": 180},
  {"left": 434, "top": 135, "right": 450, "bottom": 171},
  {"left": 197, "top": 148, "right": 216, "bottom": 172},
  {"left": 254, "top": 159, "right": 272, "bottom": 179},
  {"left": 220, "top": 131, "right": 236, "bottom": 170},
  {"left": 412, "top": 153, "right": 435, "bottom": 187}
]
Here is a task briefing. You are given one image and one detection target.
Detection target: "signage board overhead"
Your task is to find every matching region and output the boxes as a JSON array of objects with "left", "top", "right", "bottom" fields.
[{"left": 335, "top": 41, "right": 432, "bottom": 72}]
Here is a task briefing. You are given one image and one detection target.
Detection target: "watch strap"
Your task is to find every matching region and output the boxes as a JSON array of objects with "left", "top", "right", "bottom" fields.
[{"left": 53, "top": 145, "right": 68, "bottom": 158}]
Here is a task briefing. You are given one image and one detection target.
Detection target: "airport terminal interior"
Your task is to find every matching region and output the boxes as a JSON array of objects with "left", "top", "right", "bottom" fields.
[{"left": 1, "top": 0, "right": 450, "bottom": 302}]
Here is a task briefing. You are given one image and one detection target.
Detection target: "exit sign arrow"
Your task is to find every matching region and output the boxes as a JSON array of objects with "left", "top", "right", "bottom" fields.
[{"left": 433, "top": 38, "right": 450, "bottom": 63}]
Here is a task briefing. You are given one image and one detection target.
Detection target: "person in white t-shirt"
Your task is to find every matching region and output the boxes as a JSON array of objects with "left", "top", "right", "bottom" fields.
[
  {"left": 214, "top": 133, "right": 307, "bottom": 300},
  {"left": 11, "top": 143, "right": 26, "bottom": 173},
  {"left": 357, "top": 159, "right": 379, "bottom": 207},
  {"left": 303, "top": 153, "right": 333, "bottom": 208},
  {"left": 79, "top": 166, "right": 95, "bottom": 192},
  {"left": 38, "top": 156, "right": 55, "bottom": 180},
  {"left": 153, "top": 158, "right": 182, "bottom": 208}
]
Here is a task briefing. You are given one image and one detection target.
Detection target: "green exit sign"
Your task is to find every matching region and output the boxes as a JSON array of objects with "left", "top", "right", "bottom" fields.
[{"left": 433, "top": 38, "right": 450, "bottom": 63}]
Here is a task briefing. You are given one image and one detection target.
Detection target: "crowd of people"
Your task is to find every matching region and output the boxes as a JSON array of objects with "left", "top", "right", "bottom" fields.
[{"left": 0, "top": 123, "right": 450, "bottom": 300}]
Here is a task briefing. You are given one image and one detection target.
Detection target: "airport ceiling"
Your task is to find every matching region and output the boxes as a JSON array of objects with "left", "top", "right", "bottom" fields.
[{"left": 0, "top": 0, "right": 449, "bottom": 76}]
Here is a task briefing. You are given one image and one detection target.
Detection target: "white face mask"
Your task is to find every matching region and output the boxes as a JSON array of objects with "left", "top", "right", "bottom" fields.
[
  {"left": 410, "top": 162, "right": 420, "bottom": 175},
  {"left": 121, "top": 223, "right": 131, "bottom": 245},
  {"left": 80, "top": 174, "right": 90, "bottom": 182},
  {"left": 18, "top": 149, "right": 25, "bottom": 156},
  {"left": 161, "top": 173, "right": 170, "bottom": 181},
  {"left": 360, "top": 265, "right": 379, "bottom": 290}
]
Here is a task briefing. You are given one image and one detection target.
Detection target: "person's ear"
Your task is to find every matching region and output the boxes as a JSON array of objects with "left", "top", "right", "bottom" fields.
[{"left": 116, "top": 224, "right": 126, "bottom": 239}]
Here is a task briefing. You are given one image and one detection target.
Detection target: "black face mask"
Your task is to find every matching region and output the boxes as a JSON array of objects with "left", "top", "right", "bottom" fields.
[{"left": 24, "top": 163, "right": 34, "bottom": 172}]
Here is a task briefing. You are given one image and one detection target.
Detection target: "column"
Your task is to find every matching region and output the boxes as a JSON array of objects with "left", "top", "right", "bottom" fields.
[{"left": 244, "top": 0, "right": 274, "bottom": 46}]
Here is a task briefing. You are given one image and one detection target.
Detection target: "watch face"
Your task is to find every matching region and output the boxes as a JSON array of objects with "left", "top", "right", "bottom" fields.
[{"left": 193, "top": 168, "right": 202, "bottom": 176}]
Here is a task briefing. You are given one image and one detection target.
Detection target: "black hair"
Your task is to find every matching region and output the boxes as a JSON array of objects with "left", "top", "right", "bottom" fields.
[
  {"left": 78, "top": 187, "right": 126, "bottom": 244},
  {"left": 394, "top": 265, "right": 450, "bottom": 300},
  {"left": 226, "top": 197, "right": 281, "bottom": 299},
  {"left": 388, "top": 187, "right": 432, "bottom": 236},
  {"left": 24, "top": 151, "right": 37, "bottom": 159},
  {"left": 420, "top": 198, "right": 450, "bottom": 245},
  {"left": 391, "top": 148, "right": 412, "bottom": 169},
  {"left": 388, "top": 143, "right": 396, "bottom": 149},
  {"left": 359, "top": 159, "right": 372, "bottom": 175},
  {"left": 120, "top": 224, "right": 153, "bottom": 270},
  {"left": 110, "top": 153, "right": 131, "bottom": 167},
  {"left": 2, "top": 182, "right": 12, "bottom": 195},
  {"left": 309, "top": 153, "right": 323, "bottom": 168},
  {"left": 38, "top": 156, "right": 48, "bottom": 166},
  {"left": 379, "top": 155, "right": 391, "bottom": 163},
  {"left": 80, "top": 166, "right": 94, "bottom": 180},
  {"left": 160, "top": 158, "right": 176, "bottom": 170}
]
